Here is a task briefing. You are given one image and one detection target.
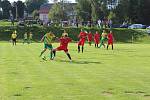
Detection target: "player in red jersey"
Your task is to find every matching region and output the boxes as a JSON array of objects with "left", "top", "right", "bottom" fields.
[
  {"left": 94, "top": 31, "right": 100, "bottom": 48},
  {"left": 87, "top": 31, "right": 93, "bottom": 46},
  {"left": 107, "top": 31, "right": 114, "bottom": 50},
  {"left": 78, "top": 29, "right": 87, "bottom": 53},
  {"left": 52, "top": 31, "right": 72, "bottom": 61}
]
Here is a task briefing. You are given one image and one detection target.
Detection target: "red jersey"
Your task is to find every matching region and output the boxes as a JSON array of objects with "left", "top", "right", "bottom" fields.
[
  {"left": 94, "top": 33, "right": 100, "bottom": 40},
  {"left": 107, "top": 33, "right": 113, "bottom": 41},
  {"left": 107, "top": 33, "right": 113, "bottom": 45},
  {"left": 78, "top": 32, "right": 87, "bottom": 39},
  {"left": 94, "top": 33, "right": 100, "bottom": 44},
  {"left": 59, "top": 37, "right": 72, "bottom": 48},
  {"left": 87, "top": 33, "right": 93, "bottom": 41}
]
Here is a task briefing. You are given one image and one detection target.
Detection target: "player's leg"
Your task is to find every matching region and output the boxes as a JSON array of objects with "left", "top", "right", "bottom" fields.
[
  {"left": 12, "top": 39, "right": 14, "bottom": 46},
  {"left": 40, "top": 48, "right": 47, "bottom": 57},
  {"left": 40, "top": 44, "right": 48, "bottom": 57},
  {"left": 95, "top": 43, "right": 96, "bottom": 48},
  {"left": 99, "top": 39, "right": 103, "bottom": 48},
  {"left": 112, "top": 44, "right": 114, "bottom": 50},
  {"left": 65, "top": 51, "right": 72, "bottom": 60},
  {"left": 50, "top": 49, "right": 53, "bottom": 60},
  {"left": 97, "top": 44, "right": 98, "bottom": 48},
  {"left": 14, "top": 39, "right": 16, "bottom": 45},
  {"left": 82, "top": 46, "right": 84, "bottom": 53},
  {"left": 89, "top": 41, "right": 91, "bottom": 46},
  {"left": 107, "top": 44, "right": 109, "bottom": 50},
  {"left": 78, "top": 45, "right": 80, "bottom": 53}
]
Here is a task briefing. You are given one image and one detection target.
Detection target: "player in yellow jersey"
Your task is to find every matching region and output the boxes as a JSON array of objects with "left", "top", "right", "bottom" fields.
[
  {"left": 39, "top": 32, "right": 55, "bottom": 60},
  {"left": 11, "top": 31, "right": 17, "bottom": 46},
  {"left": 29, "top": 32, "right": 33, "bottom": 44}
]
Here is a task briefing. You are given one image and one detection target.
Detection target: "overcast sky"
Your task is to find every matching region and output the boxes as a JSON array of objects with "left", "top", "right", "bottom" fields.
[{"left": 9, "top": 0, "right": 76, "bottom": 3}]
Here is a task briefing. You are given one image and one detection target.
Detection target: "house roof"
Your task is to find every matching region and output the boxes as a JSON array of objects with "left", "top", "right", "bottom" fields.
[
  {"left": 39, "top": 3, "right": 53, "bottom": 14},
  {"left": 39, "top": 3, "right": 77, "bottom": 14}
]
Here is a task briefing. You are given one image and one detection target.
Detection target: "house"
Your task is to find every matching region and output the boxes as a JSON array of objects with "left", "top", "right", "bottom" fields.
[
  {"left": 39, "top": 3, "right": 53, "bottom": 24},
  {"left": 39, "top": 3, "right": 76, "bottom": 24}
]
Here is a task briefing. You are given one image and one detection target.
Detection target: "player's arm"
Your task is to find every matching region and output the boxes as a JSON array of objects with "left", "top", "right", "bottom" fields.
[{"left": 78, "top": 33, "right": 81, "bottom": 38}]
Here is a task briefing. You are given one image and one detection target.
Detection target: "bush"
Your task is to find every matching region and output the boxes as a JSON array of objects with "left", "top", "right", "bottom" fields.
[{"left": 0, "top": 26, "right": 148, "bottom": 43}]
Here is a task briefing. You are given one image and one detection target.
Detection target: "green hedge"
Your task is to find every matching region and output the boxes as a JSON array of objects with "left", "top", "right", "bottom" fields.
[{"left": 0, "top": 26, "right": 148, "bottom": 43}]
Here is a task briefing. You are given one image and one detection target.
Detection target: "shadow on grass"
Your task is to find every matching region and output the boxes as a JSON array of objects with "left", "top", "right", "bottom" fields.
[{"left": 57, "top": 60, "right": 102, "bottom": 64}]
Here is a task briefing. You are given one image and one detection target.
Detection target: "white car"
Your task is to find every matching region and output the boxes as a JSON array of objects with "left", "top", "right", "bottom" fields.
[
  {"left": 128, "top": 24, "right": 145, "bottom": 29},
  {"left": 146, "top": 26, "right": 150, "bottom": 29}
]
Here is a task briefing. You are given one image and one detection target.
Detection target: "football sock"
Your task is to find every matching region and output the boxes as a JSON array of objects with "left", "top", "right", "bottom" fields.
[
  {"left": 78, "top": 46, "right": 80, "bottom": 53},
  {"left": 67, "top": 53, "right": 72, "bottom": 60},
  {"left": 82, "top": 46, "right": 84, "bottom": 53}
]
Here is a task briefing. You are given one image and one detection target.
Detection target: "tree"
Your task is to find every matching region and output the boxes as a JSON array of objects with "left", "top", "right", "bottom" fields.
[
  {"left": 17, "top": 1, "right": 25, "bottom": 18},
  {"left": 25, "top": 0, "right": 48, "bottom": 14},
  {"left": 75, "top": 0, "right": 92, "bottom": 21},
  {"left": 48, "top": 3, "right": 67, "bottom": 22},
  {"left": 141, "top": 0, "right": 150, "bottom": 24},
  {"left": 32, "top": 10, "right": 39, "bottom": 19},
  {"left": 1, "top": 0, "right": 11, "bottom": 19}
]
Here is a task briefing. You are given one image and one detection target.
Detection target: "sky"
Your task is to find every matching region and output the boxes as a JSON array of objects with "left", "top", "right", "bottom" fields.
[{"left": 9, "top": 0, "right": 76, "bottom": 3}]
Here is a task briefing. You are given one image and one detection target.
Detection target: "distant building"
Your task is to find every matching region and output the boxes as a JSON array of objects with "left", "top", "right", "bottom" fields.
[
  {"left": 39, "top": 3, "right": 53, "bottom": 24},
  {"left": 39, "top": 3, "right": 76, "bottom": 24}
]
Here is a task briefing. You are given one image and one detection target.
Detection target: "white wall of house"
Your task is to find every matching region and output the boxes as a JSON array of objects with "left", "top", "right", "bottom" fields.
[{"left": 39, "top": 14, "right": 49, "bottom": 24}]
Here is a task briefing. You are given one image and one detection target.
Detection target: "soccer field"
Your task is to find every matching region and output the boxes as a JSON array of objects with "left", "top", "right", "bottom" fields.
[{"left": 0, "top": 43, "right": 150, "bottom": 100}]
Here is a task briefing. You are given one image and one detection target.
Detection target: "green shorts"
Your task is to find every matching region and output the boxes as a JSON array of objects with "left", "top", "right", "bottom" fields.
[
  {"left": 101, "top": 37, "right": 108, "bottom": 42},
  {"left": 44, "top": 44, "right": 53, "bottom": 50}
]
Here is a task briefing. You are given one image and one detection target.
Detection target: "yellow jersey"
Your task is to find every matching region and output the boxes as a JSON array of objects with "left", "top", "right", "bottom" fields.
[{"left": 11, "top": 33, "right": 17, "bottom": 39}]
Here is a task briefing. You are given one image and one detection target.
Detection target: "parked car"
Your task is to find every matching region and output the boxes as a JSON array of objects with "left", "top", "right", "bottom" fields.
[
  {"left": 128, "top": 24, "right": 146, "bottom": 29},
  {"left": 120, "top": 24, "right": 130, "bottom": 28},
  {"left": 146, "top": 26, "right": 150, "bottom": 29}
]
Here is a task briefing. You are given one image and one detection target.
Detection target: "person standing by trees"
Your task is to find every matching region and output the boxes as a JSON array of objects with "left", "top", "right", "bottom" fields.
[
  {"left": 29, "top": 32, "right": 33, "bottom": 44},
  {"left": 11, "top": 31, "right": 17, "bottom": 46},
  {"left": 23, "top": 32, "right": 29, "bottom": 44}
]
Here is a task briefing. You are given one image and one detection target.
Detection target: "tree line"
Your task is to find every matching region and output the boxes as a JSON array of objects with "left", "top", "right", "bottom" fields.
[{"left": 0, "top": 0, "right": 150, "bottom": 25}]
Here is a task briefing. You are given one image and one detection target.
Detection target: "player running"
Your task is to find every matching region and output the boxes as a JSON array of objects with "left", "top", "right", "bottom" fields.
[
  {"left": 87, "top": 31, "right": 93, "bottom": 46},
  {"left": 78, "top": 29, "right": 87, "bottom": 53},
  {"left": 94, "top": 31, "right": 100, "bottom": 48},
  {"left": 39, "top": 32, "right": 55, "bottom": 60},
  {"left": 29, "top": 32, "right": 33, "bottom": 44},
  {"left": 107, "top": 31, "right": 114, "bottom": 50},
  {"left": 99, "top": 30, "right": 107, "bottom": 48},
  {"left": 23, "top": 32, "right": 29, "bottom": 44},
  {"left": 11, "top": 31, "right": 17, "bottom": 46},
  {"left": 52, "top": 31, "right": 72, "bottom": 61}
]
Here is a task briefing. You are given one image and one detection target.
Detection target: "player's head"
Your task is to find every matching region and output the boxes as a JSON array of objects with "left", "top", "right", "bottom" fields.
[
  {"left": 62, "top": 33, "right": 68, "bottom": 37},
  {"left": 96, "top": 31, "right": 98, "bottom": 34},
  {"left": 103, "top": 30, "right": 106, "bottom": 33},
  {"left": 110, "top": 30, "right": 112, "bottom": 33},
  {"left": 14, "top": 30, "right": 17, "bottom": 34},
  {"left": 81, "top": 29, "right": 83, "bottom": 32}
]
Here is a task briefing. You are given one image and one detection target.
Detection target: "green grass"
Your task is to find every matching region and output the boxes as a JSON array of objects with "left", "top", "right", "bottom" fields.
[
  {"left": 0, "top": 43, "right": 150, "bottom": 100},
  {"left": 0, "top": 20, "right": 17, "bottom": 26}
]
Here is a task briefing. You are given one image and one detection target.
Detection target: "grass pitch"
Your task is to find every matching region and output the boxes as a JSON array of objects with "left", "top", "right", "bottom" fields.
[{"left": 0, "top": 43, "right": 150, "bottom": 100}]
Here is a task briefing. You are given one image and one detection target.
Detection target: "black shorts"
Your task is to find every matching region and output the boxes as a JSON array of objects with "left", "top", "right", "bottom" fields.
[{"left": 12, "top": 38, "right": 16, "bottom": 42}]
